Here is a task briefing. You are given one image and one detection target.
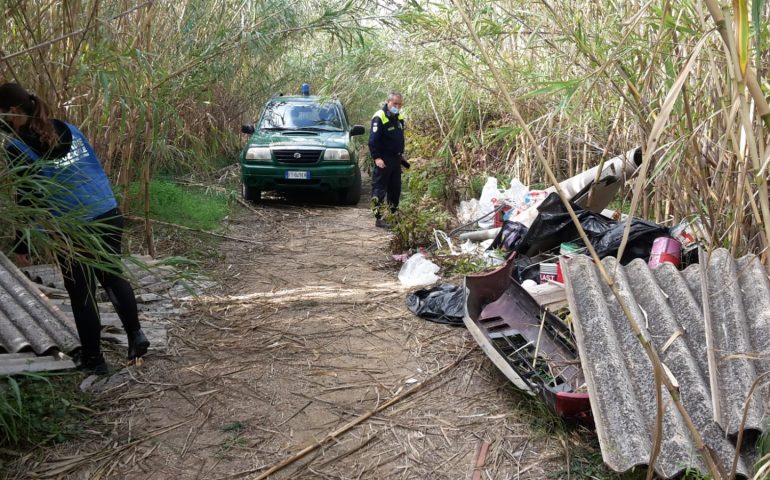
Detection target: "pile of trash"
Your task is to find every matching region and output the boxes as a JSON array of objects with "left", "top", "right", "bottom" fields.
[
  {"left": 398, "top": 148, "right": 709, "bottom": 291},
  {"left": 398, "top": 147, "right": 710, "bottom": 412},
  {"left": 398, "top": 148, "right": 770, "bottom": 479}
]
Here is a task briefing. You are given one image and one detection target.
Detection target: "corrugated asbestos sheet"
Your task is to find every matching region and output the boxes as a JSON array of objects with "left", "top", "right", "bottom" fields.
[
  {"left": 563, "top": 248, "right": 770, "bottom": 479},
  {"left": 0, "top": 252, "right": 80, "bottom": 355}
]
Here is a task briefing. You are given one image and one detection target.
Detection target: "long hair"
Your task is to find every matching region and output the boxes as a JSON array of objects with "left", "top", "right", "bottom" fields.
[{"left": 0, "top": 83, "right": 59, "bottom": 152}]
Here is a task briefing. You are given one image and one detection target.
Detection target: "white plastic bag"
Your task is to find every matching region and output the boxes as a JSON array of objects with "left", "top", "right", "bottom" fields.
[
  {"left": 457, "top": 198, "right": 481, "bottom": 225},
  {"left": 460, "top": 239, "right": 478, "bottom": 254},
  {"left": 503, "top": 178, "right": 528, "bottom": 209},
  {"left": 477, "top": 177, "right": 500, "bottom": 229},
  {"left": 398, "top": 253, "right": 440, "bottom": 287}
]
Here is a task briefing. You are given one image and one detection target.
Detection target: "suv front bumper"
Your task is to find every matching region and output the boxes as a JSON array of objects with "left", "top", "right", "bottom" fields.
[{"left": 241, "top": 163, "right": 357, "bottom": 191}]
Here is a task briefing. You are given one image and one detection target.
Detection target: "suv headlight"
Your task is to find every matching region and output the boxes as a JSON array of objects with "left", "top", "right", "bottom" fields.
[
  {"left": 324, "top": 148, "right": 350, "bottom": 161},
  {"left": 245, "top": 147, "right": 271, "bottom": 161}
]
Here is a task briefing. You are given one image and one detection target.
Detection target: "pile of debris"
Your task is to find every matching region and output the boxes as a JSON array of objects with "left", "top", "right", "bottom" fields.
[{"left": 401, "top": 149, "right": 770, "bottom": 478}]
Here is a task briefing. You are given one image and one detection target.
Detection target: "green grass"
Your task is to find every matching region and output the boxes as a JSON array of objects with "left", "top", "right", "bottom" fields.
[
  {"left": 437, "top": 255, "right": 489, "bottom": 277},
  {"left": 218, "top": 420, "right": 247, "bottom": 456},
  {"left": 0, "top": 373, "right": 93, "bottom": 448},
  {"left": 607, "top": 196, "right": 633, "bottom": 216},
  {"left": 125, "top": 180, "right": 232, "bottom": 231}
]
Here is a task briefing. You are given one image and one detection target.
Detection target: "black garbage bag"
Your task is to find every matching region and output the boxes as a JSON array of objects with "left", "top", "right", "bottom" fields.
[
  {"left": 514, "top": 193, "right": 614, "bottom": 257},
  {"left": 406, "top": 283, "right": 466, "bottom": 327},
  {"left": 591, "top": 218, "right": 669, "bottom": 263},
  {"left": 513, "top": 254, "right": 541, "bottom": 284},
  {"left": 509, "top": 192, "right": 669, "bottom": 264},
  {"left": 490, "top": 220, "right": 529, "bottom": 253}
]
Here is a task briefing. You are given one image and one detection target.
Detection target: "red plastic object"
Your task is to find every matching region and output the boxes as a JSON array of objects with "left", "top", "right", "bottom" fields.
[
  {"left": 555, "top": 391, "right": 592, "bottom": 421},
  {"left": 493, "top": 205, "right": 512, "bottom": 228}
]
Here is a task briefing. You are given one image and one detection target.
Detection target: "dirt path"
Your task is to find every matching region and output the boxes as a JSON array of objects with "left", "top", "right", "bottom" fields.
[{"left": 17, "top": 196, "right": 572, "bottom": 479}]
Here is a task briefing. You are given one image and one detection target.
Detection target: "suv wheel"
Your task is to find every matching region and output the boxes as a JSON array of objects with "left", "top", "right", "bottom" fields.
[
  {"left": 242, "top": 184, "right": 261, "bottom": 202},
  {"left": 339, "top": 166, "right": 362, "bottom": 205}
]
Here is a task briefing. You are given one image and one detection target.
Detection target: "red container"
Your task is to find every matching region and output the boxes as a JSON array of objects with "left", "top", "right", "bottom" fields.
[
  {"left": 648, "top": 237, "right": 682, "bottom": 269},
  {"left": 494, "top": 205, "right": 513, "bottom": 228}
]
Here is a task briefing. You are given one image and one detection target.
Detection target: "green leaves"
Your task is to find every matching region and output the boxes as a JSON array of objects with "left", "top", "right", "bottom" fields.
[
  {"left": 0, "top": 373, "right": 87, "bottom": 448},
  {"left": 752, "top": 0, "right": 764, "bottom": 70},
  {"left": 519, "top": 79, "right": 582, "bottom": 101},
  {"left": 734, "top": 0, "right": 749, "bottom": 77}
]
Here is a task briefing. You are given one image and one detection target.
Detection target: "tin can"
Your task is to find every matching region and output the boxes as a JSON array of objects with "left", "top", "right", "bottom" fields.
[
  {"left": 540, "top": 262, "right": 558, "bottom": 283},
  {"left": 556, "top": 243, "right": 581, "bottom": 283},
  {"left": 648, "top": 237, "right": 682, "bottom": 269}
]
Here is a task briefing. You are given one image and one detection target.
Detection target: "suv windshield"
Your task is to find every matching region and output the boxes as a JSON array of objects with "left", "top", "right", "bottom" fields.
[{"left": 260, "top": 101, "right": 344, "bottom": 131}]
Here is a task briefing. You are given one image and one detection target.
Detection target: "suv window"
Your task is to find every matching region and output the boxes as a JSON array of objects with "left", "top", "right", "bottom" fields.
[{"left": 260, "top": 101, "right": 344, "bottom": 131}]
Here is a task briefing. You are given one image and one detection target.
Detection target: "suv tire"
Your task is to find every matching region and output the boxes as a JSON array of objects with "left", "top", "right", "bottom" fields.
[
  {"left": 340, "top": 166, "right": 362, "bottom": 205},
  {"left": 242, "top": 184, "right": 261, "bottom": 202}
]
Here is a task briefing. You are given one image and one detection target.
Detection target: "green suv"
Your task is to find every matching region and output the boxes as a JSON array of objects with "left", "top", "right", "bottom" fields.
[{"left": 239, "top": 95, "right": 366, "bottom": 204}]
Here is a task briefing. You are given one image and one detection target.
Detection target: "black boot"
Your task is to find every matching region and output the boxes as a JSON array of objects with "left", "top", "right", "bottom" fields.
[
  {"left": 127, "top": 329, "right": 150, "bottom": 360},
  {"left": 76, "top": 352, "right": 109, "bottom": 375}
]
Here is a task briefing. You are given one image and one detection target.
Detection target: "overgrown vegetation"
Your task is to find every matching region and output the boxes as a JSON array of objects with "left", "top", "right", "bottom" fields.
[
  {"left": 0, "top": 373, "right": 92, "bottom": 448},
  {"left": 5, "top": 1, "right": 770, "bottom": 254}
]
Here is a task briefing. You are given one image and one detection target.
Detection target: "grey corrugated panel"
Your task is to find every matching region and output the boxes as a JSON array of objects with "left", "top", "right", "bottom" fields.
[
  {"left": 0, "top": 253, "right": 80, "bottom": 355},
  {"left": 563, "top": 248, "right": 768, "bottom": 479},
  {"left": 0, "top": 352, "right": 76, "bottom": 375}
]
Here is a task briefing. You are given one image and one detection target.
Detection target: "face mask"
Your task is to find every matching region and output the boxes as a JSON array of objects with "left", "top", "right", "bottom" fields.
[{"left": 389, "top": 106, "right": 400, "bottom": 115}]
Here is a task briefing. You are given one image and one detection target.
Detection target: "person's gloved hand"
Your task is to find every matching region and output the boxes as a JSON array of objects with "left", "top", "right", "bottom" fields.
[{"left": 399, "top": 155, "right": 410, "bottom": 169}]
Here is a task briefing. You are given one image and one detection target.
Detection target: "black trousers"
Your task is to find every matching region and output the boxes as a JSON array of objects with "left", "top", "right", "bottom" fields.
[
  {"left": 371, "top": 156, "right": 401, "bottom": 218},
  {"left": 58, "top": 208, "right": 140, "bottom": 356}
]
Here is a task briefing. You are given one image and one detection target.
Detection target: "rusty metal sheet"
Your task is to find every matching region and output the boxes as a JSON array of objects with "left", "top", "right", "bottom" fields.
[{"left": 563, "top": 249, "right": 769, "bottom": 478}]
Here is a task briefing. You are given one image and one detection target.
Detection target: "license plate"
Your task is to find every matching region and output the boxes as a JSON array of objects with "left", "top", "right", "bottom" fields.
[{"left": 285, "top": 171, "right": 310, "bottom": 180}]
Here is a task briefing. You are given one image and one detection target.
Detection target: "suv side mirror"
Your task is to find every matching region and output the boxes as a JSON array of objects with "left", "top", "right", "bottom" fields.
[
  {"left": 241, "top": 124, "right": 255, "bottom": 135},
  {"left": 349, "top": 125, "right": 365, "bottom": 136}
]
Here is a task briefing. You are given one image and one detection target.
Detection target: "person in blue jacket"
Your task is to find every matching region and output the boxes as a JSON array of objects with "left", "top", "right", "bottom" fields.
[
  {"left": 0, "top": 83, "right": 149, "bottom": 374},
  {"left": 369, "top": 91, "right": 408, "bottom": 228}
]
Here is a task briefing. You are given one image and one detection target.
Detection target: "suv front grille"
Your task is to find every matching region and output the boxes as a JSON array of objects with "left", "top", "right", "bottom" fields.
[{"left": 274, "top": 149, "right": 323, "bottom": 164}]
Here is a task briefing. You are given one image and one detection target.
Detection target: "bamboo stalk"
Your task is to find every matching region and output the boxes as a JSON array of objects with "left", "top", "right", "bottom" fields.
[
  {"left": 587, "top": 99, "right": 625, "bottom": 210},
  {"left": 698, "top": 247, "right": 722, "bottom": 426},
  {"left": 701, "top": 0, "right": 770, "bottom": 130}
]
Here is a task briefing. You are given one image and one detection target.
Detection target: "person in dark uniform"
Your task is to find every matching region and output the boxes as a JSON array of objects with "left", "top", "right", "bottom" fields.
[
  {"left": 0, "top": 83, "right": 149, "bottom": 374},
  {"left": 369, "top": 91, "right": 408, "bottom": 228}
]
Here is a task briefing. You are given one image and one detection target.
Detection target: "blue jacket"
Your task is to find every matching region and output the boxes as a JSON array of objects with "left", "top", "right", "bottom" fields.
[
  {"left": 368, "top": 106, "right": 404, "bottom": 160},
  {"left": 7, "top": 121, "right": 117, "bottom": 220}
]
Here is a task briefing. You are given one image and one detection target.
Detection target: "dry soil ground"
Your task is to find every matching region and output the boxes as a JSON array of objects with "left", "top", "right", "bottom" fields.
[{"left": 12, "top": 193, "right": 586, "bottom": 480}]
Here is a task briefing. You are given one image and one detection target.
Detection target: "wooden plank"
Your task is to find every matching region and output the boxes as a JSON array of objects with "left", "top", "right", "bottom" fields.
[{"left": 523, "top": 282, "right": 568, "bottom": 309}]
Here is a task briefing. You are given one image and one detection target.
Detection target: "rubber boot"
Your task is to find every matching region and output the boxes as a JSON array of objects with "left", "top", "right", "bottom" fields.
[
  {"left": 127, "top": 329, "right": 150, "bottom": 360},
  {"left": 77, "top": 352, "right": 109, "bottom": 375}
]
